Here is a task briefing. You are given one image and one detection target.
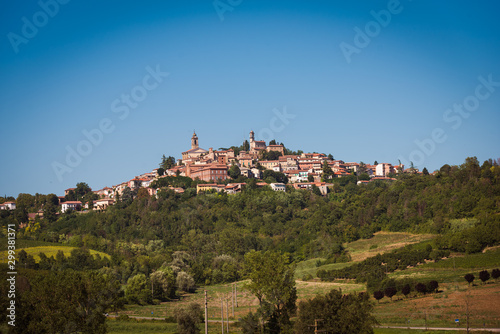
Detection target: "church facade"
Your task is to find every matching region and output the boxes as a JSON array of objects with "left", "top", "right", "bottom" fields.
[{"left": 181, "top": 131, "right": 208, "bottom": 160}]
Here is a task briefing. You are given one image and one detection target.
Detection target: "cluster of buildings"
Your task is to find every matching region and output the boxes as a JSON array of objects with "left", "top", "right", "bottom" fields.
[
  {"left": 1, "top": 131, "right": 412, "bottom": 215},
  {"left": 172, "top": 131, "right": 405, "bottom": 183}
]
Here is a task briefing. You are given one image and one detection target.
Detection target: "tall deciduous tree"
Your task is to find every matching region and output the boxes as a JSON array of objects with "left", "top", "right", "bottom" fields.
[
  {"left": 15, "top": 270, "right": 121, "bottom": 334},
  {"left": 175, "top": 302, "right": 203, "bottom": 334},
  {"left": 322, "top": 160, "right": 334, "bottom": 180},
  {"left": 244, "top": 250, "right": 297, "bottom": 333},
  {"left": 294, "top": 289, "right": 376, "bottom": 334},
  {"left": 229, "top": 164, "right": 241, "bottom": 179},
  {"left": 160, "top": 155, "right": 176, "bottom": 170}
]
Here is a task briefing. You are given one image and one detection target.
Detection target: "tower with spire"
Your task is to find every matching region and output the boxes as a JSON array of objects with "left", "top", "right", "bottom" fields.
[{"left": 191, "top": 131, "right": 199, "bottom": 150}]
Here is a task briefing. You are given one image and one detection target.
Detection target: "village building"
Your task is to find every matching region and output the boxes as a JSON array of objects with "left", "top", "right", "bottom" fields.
[
  {"left": 270, "top": 183, "right": 286, "bottom": 192},
  {"left": 94, "top": 198, "right": 114, "bottom": 211},
  {"left": 182, "top": 131, "right": 208, "bottom": 160},
  {"left": 61, "top": 201, "right": 82, "bottom": 213},
  {"left": 376, "top": 163, "right": 395, "bottom": 176},
  {"left": 187, "top": 163, "right": 229, "bottom": 182},
  {"left": 0, "top": 202, "right": 16, "bottom": 210},
  {"left": 266, "top": 144, "right": 284, "bottom": 154},
  {"left": 249, "top": 130, "right": 266, "bottom": 154}
]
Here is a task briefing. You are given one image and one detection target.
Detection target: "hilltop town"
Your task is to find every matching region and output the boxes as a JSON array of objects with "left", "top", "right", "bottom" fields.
[{"left": 1, "top": 130, "right": 416, "bottom": 214}]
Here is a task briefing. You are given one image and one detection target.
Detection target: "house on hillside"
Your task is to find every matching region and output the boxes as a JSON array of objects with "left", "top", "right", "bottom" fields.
[
  {"left": 270, "top": 183, "right": 286, "bottom": 192},
  {"left": 61, "top": 201, "right": 82, "bottom": 213},
  {"left": 0, "top": 202, "right": 16, "bottom": 210}
]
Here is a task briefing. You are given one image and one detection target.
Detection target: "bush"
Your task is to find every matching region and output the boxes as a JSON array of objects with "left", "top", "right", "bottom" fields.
[
  {"left": 177, "top": 271, "right": 196, "bottom": 293},
  {"left": 401, "top": 284, "right": 411, "bottom": 297},
  {"left": 479, "top": 270, "right": 490, "bottom": 284},
  {"left": 302, "top": 274, "right": 313, "bottom": 281},
  {"left": 427, "top": 280, "right": 439, "bottom": 293},
  {"left": 373, "top": 290, "right": 384, "bottom": 303},
  {"left": 384, "top": 287, "right": 397, "bottom": 301},
  {"left": 492, "top": 268, "right": 500, "bottom": 281},
  {"left": 175, "top": 303, "right": 203, "bottom": 334},
  {"left": 464, "top": 273, "right": 475, "bottom": 286},
  {"left": 415, "top": 283, "right": 427, "bottom": 295}
]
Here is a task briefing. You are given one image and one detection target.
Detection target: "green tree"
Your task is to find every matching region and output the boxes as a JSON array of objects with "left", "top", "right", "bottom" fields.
[
  {"left": 427, "top": 280, "right": 439, "bottom": 293},
  {"left": 244, "top": 250, "right": 297, "bottom": 333},
  {"left": 479, "top": 270, "right": 490, "bottom": 284},
  {"left": 160, "top": 155, "right": 176, "bottom": 170},
  {"left": 262, "top": 170, "right": 288, "bottom": 184},
  {"left": 464, "top": 273, "right": 475, "bottom": 286},
  {"left": 373, "top": 290, "right": 384, "bottom": 303},
  {"left": 260, "top": 150, "right": 282, "bottom": 161},
  {"left": 384, "top": 286, "right": 397, "bottom": 301},
  {"left": 176, "top": 271, "right": 196, "bottom": 293},
  {"left": 43, "top": 193, "right": 59, "bottom": 223},
  {"left": 491, "top": 268, "right": 500, "bottom": 282},
  {"left": 125, "top": 273, "right": 151, "bottom": 305},
  {"left": 151, "top": 267, "right": 176, "bottom": 300},
  {"left": 229, "top": 164, "right": 241, "bottom": 179},
  {"left": 75, "top": 182, "right": 92, "bottom": 201},
  {"left": 322, "top": 161, "right": 334, "bottom": 180},
  {"left": 175, "top": 303, "right": 203, "bottom": 334},
  {"left": 422, "top": 167, "right": 429, "bottom": 175},
  {"left": 294, "top": 289, "right": 376, "bottom": 334},
  {"left": 242, "top": 140, "right": 250, "bottom": 152},
  {"left": 401, "top": 284, "right": 411, "bottom": 297},
  {"left": 15, "top": 270, "right": 121, "bottom": 334}
]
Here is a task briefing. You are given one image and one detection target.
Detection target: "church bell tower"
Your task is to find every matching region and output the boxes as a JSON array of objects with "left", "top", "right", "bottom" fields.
[{"left": 191, "top": 131, "right": 199, "bottom": 149}]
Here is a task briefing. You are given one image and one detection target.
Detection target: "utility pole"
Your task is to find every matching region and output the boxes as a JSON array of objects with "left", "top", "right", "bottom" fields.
[
  {"left": 204, "top": 290, "right": 208, "bottom": 334},
  {"left": 221, "top": 297, "right": 224, "bottom": 334},
  {"left": 226, "top": 295, "right": 229, "bottom": 333},
  {"left": 235, "top": 283, "right": 238, "bottom": 307},
  {"left": 424, "top": 311, "right": 427, "bottom": 331},
  {"left": 232, "top": 284, "right": 235, "bottom": 317},
  {"left": 151, "top": 275, "right": 154, "bottom": 300}
]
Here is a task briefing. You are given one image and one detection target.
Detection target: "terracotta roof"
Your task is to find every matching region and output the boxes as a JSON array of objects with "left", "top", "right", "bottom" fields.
[{"left": 182, "top": 147, "right": 208, "bottom": 154}]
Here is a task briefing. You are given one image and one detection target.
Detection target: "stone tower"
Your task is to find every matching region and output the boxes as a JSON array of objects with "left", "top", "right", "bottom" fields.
[
  {"left": 191, "top": 131, "right": 199, "bottom": 149},
  {"left": 249, "top": 130, "right": 255, "bottom": 151}
]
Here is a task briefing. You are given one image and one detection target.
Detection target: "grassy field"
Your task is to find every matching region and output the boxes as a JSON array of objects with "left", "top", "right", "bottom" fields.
[
  {"left": 0, "top": 245, "right": 110, "bottom": 263},
  {"left": 295, "top": 231, "right": 437, "bottom": 279},
  {"left": 0, "top": 237, "right": 60, "bottom": 251},
  {"left": 345, "top": 231, "right": 436, "bottom": 262},
  {"left": 373, "top": 280, "right": 500, "bottom": 329},
  {"left": 388, "top": 248, "right": 500, "bottom": 283}
]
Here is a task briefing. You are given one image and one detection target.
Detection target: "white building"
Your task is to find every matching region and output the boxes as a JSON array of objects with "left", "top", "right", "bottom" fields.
[
  {"left": 270, "top": 183, "right": 286, "bottom": 192},
  {"left": 376, "top": 163, "right": 393, "bottom": 176},
  {"left": 0, "top": 202, "right": 16, "bottom": 210},
  {"left": 61, "top": 201, "right": 82, "bottom": 213}
]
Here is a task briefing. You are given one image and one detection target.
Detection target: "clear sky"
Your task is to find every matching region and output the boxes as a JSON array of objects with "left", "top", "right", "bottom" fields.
[{"left": 1, "top": 0, "right": 499, "bottom": 197}]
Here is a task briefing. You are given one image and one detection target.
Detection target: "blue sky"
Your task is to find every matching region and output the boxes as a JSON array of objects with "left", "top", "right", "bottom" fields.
[{"left": 1, "top": 0, "right": 499, "bottom": 197}]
